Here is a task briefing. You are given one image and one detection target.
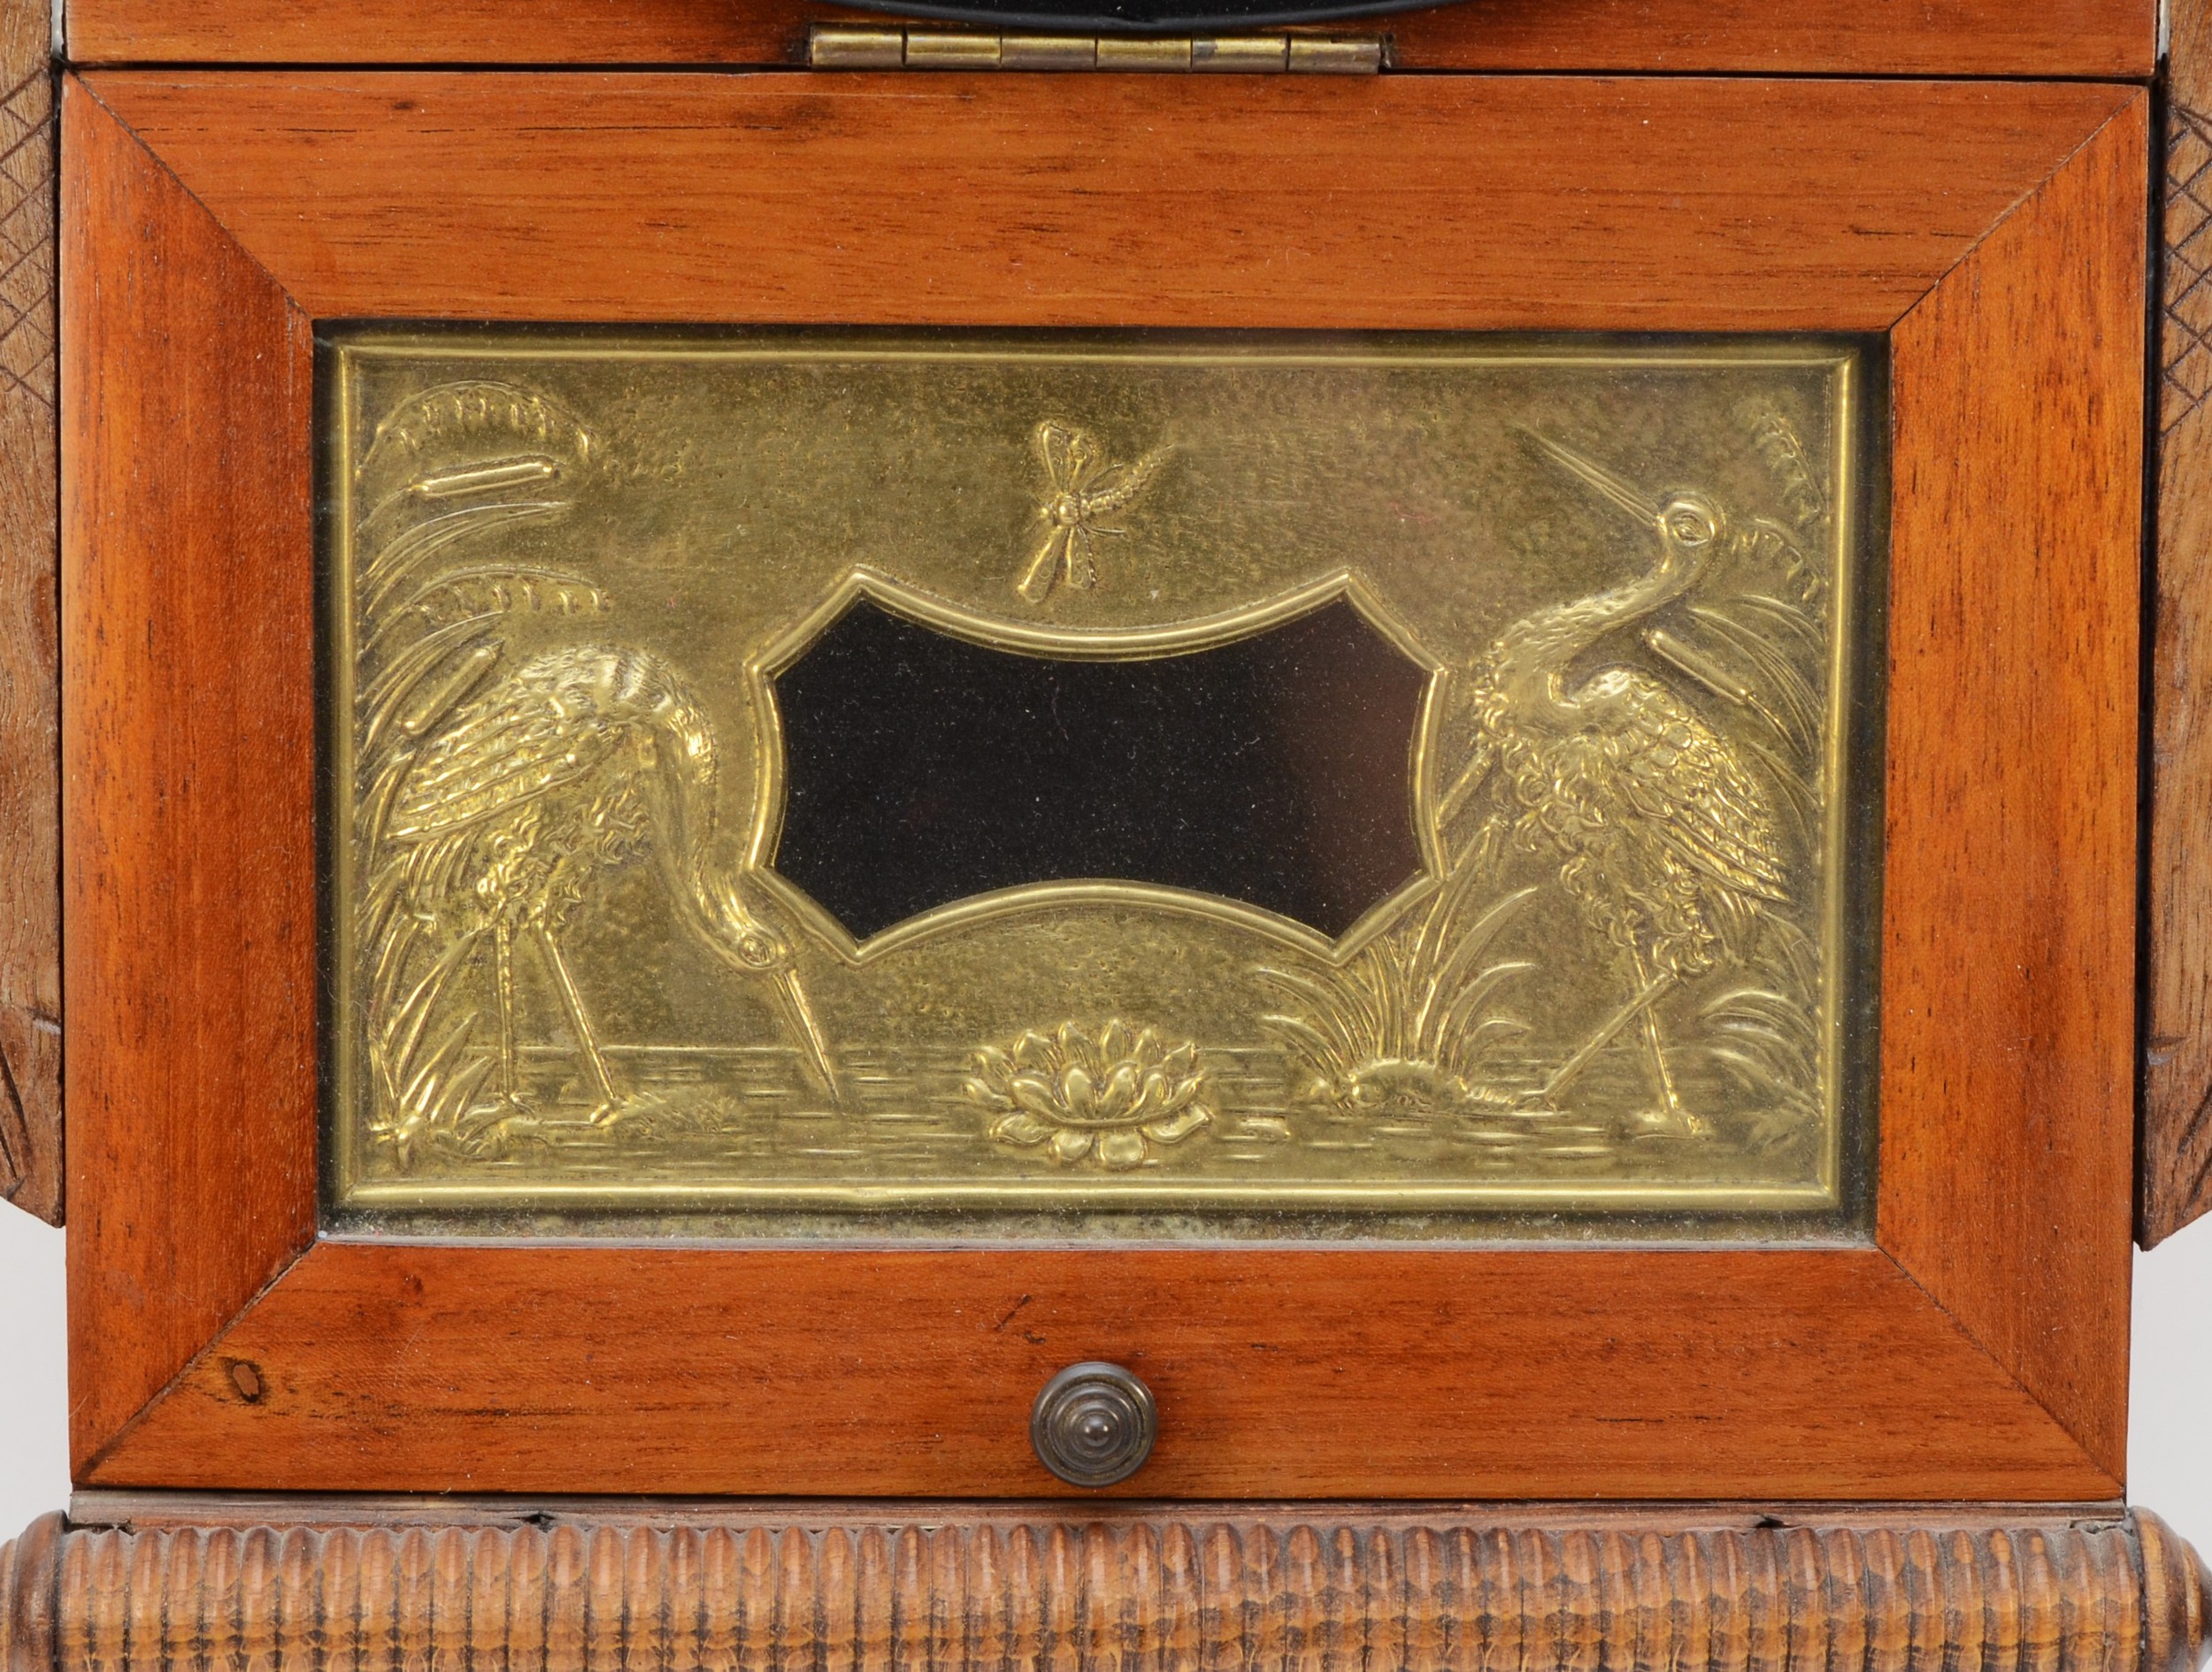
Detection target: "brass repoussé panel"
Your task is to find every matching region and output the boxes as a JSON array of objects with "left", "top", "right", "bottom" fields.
[{"left": 325, "top": 330, "right": 1883, "bottom": 1234}]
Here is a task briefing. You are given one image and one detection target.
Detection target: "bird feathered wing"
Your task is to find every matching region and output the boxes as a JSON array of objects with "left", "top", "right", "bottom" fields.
[
  {"left": 383, "top": 646, "right": 668, "bottom": 844},
  {"left": 1590, "top": 674, "right": 1789, "bottom": 904}
]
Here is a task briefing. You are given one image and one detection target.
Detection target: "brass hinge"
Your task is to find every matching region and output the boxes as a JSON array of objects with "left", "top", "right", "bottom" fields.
[{"left": 807, "top": 24, "right": 1385, "bottom": 72}]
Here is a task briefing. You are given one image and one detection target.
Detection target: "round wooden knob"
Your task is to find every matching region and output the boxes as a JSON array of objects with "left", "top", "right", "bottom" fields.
[{"left": 1030, "top": 1361, "right": 1156, "bottom": 1487}]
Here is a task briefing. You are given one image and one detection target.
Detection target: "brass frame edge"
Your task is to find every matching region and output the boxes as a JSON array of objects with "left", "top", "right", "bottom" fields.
[{"left": 321, "top": 330, "right": 1871, "bottom": 1225}]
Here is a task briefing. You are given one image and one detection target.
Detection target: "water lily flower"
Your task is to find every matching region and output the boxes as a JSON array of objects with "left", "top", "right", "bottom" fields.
[{"left": 965, "top": 1020, "right": 1211, "bottom": 1170}]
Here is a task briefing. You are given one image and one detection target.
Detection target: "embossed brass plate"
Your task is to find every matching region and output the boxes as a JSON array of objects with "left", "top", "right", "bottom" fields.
[{"left": 325, "top": 330, "right": 1883, "bottom": 1233}]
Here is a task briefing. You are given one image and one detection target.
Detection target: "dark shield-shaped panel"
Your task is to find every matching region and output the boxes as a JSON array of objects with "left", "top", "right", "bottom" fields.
[{"left": 771, "top": 599, "right": 1429, "bottom": 943}]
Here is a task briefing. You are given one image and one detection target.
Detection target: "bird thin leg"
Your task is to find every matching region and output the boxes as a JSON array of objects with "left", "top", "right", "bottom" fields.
[
  {"left": 529, "top": 924, "right": 621, "bottom": 1120},
  {"left": 1532, "top": 965, "right": 1678, "bottom": 1105},
  {"left": 494, "top": 922, "right": 520, "bottom": 1104},
  {"left": 1630, "top": 947, "right": 1709, "bottom": 1138}
]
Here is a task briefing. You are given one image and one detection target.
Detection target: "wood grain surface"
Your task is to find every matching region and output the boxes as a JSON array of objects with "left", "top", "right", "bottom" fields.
[
  {"left": 2, "top": 1504, "right": 2208, "bottom": 1672},
  {"left": 58, "top": 73, "right": 2146, "bottom": 1500},
  {"left": 78, "top": 74, "right": 2138, "bottom": 334},
  {"left": 58, "top": 81, "right": 320, "bottom": 1462},
  {"left": 1880, "top": 99, "right": 2146, "bottom": 1477},
  {"left": 80, "top": 1243, "right": 2116, "bottom": 1499},
  {"left": 0, "top": 0, "right": 56, "bottom": 1223},
  {"left": 2147, "top": 0, "right": 2212, "bottom": 1248},
  {"left": 60, "top": 0, "right": 2155, "bottom": 78}
]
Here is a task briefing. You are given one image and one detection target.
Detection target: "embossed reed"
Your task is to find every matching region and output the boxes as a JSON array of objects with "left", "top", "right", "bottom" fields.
[{"left": 2, "top": 1510, "right": 2205, "bottom": 1672}]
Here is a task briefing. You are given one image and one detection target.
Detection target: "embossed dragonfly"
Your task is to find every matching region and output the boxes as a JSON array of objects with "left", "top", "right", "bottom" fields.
[{"left": 1015, "top": 419, "right": 1172, "bottom": 604}]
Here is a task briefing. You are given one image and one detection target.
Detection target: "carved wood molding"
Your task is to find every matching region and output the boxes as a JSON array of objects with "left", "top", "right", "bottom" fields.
[
  {"left": 0, "top": 1502, "right": 2204, "bottom": 1672},
  {"left": 2149, "top": 1, "right": 2212, "bottom": 1246},
  {"left": 0, "top": 0, "right": 57, "bottom": 1225}
]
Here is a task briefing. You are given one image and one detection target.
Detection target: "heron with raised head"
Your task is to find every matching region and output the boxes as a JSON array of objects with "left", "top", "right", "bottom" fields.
[
  {"left": 373, "top": 641, "right": 842, "bottom": 1121},
  {"left": 1442, "top": 434, "right": 1789, "bottom": 1135}
]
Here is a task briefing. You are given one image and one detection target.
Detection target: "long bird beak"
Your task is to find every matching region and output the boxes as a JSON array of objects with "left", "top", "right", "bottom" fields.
[
  {"left": 1524, "top": 431, "right": 1662, "bottom": 525},
  {"left": 772, "top": 966, "right": 845, "bottom": 1109}
]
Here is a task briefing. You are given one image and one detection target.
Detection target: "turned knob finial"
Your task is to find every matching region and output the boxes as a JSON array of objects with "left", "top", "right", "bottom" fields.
[
  {"left": 2141, "top": 1510, "right": 2212, "bottom": 1672},
  {"left": 0, "top": 1512, "right": 61, "bottom": 1672}
]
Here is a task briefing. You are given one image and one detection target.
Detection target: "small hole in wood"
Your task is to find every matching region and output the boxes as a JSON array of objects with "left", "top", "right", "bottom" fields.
[{"left": 227, "top": 1360, "right": 265, "bottom": 1403}]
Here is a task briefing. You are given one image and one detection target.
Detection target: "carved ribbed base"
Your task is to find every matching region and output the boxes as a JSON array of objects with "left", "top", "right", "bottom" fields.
[{"left": 0, "top": 1502, "right": 2205, "bottom": 1672}]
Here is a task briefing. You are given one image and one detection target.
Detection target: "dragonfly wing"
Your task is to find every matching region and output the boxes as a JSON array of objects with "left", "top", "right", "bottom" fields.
[
  {"left": 1017, "top": 523, "right": 1073, "bottom": 603},
  {"left": 1065, "top": 525, "right": 1098, "bottom": 590},
  {"left": 1032, "top": 420, "right": 1070, "bottom": 487},
  {"left": 1033, "top": 420, "right": 1098, "bottom": 493}
]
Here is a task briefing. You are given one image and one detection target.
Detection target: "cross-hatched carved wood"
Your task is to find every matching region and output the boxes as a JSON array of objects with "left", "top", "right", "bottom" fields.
[
  {"left": 0, "top": 0, "right": 56, "bottom": 1225},
  {"left": 2147, "top": 0, "right": 2212, "bottom": 1246},
  {"left": 1, "top": 1507, "right": 2206, "bottom": 1672},
  {"left": 2168, "top": 107, "right": 2212, "bottom": 435}
]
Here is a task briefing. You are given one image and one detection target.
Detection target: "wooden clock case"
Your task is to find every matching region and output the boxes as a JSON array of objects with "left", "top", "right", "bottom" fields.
[
  {"left": 4, "top": 0, "right": 2210, "bottom": 1665},
  {"left": 59, "top": 64, "right": 2145, "bottom": 1504}
]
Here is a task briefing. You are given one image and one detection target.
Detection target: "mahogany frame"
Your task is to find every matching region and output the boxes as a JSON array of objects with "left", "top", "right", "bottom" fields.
[
  {"left": 60, "top": 0, "right": 2155, "bottom": 77},
  {"left": 60, "top": 71, "right": 2146, "bottom": 1499}
]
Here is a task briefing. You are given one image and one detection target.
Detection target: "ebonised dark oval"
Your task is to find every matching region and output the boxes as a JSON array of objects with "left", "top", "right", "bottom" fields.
[{"left": 771, "top": 598, "right": 1427, "bottom": 942}]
